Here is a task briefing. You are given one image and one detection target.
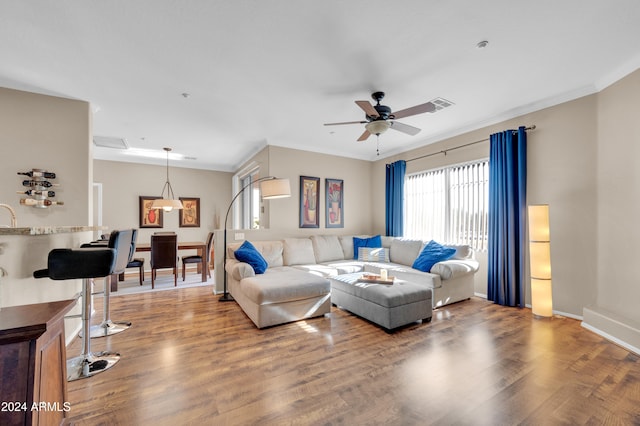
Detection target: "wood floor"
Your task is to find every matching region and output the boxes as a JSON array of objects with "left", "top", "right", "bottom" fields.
[{"left": 64, "top": 286, "right": 640, "bottom": 425}]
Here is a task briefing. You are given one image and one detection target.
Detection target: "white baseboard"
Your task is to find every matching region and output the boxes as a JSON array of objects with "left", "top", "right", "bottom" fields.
[
  {"left": 65, "top": 321, "right": 82, "bottom": 347},
  {"left": 474, "top": 292, "right": 487, "bottom": 299},
  {"left": 582, "top": 306, "right": 640, "bottom": 356}
]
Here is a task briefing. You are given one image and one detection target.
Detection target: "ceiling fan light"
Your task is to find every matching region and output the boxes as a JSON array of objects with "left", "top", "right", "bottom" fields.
[{"left": 365, "top": 120, "right": 391, "bottom": 135}]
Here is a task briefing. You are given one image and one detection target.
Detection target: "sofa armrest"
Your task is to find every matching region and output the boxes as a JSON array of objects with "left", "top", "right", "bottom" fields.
[
  {"left": 226, "top": 259, "right": 256, "bottom": 281},
  {"left": 430, "top": 259, "right": 479, "bottom": 280}
]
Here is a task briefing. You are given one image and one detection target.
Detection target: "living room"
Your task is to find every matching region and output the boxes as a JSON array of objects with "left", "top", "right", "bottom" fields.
[{"left": 1, "top": 2, "right": 640, "bottom": 424}]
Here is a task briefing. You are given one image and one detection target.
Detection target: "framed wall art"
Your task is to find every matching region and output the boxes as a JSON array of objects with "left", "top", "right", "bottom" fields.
[
  {"left": 179, "top": 197, "right": 200, "bottom": 227},
  {"left": 299, "top": 176, "right": 320, "bottom": 228},
  {"left": 325, "top": 178, "right": 343, "bottom": 228},
  {"left": 139, "top": 196, "right": 163, "bottom": 228}
]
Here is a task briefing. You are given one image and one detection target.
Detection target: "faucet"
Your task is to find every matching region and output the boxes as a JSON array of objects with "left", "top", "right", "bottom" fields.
[{"left": 0, "top": 204, "right": 17, "bottom": 228}]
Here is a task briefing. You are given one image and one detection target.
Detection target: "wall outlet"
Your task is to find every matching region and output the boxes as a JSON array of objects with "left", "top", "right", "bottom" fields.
[{"left": 234, "top": 232, "right": 245, "bottom": 240}]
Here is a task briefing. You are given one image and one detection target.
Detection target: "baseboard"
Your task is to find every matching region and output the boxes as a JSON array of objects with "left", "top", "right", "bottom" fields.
[
  {"left": 65, "top": 321, "right": 82, "bottom": 347},
  {"left": 474, "top": 292, "right": 487, "bottom": 299},
  {"left": 582, "top": 306, "right": 640, "bottom": 356}
]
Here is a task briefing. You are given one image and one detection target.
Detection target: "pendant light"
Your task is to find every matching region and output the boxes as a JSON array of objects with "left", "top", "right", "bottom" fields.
[{"left": 150, "top": 147, "right": 183, "bottom": 212}]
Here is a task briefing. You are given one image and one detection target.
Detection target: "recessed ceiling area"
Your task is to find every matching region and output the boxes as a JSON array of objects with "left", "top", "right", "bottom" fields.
[{"left": 1, "top": 1, "right": 640, "bottom": 171}]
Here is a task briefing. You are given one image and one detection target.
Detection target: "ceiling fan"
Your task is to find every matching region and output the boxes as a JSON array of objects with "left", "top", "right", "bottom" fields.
[{"left": 324, "top": 91, "right": 437, "bottom": 142}]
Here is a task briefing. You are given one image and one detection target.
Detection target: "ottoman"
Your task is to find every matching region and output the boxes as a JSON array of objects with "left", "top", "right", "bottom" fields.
[{"left": 329, "top": 272, "right": 432, "bottom": 330}]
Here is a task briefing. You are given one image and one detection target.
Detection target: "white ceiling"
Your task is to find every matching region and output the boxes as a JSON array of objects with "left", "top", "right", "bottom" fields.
[{"left": 2, "top": 1, "right": 640, "bottom": 171}]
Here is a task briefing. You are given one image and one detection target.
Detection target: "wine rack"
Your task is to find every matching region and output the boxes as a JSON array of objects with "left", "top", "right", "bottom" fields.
[{"left": 17, "top": 169, "right": 63, "bottom": 208}]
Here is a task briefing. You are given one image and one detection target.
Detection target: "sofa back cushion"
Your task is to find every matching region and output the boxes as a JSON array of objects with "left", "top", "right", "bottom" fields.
[
  {"left": 311, "top": 235, "right": 345, "bottom": 263},
  {"left": 234, "top": 240, "right": 268, "bottom": 274},
  {"left": 283, "top": 238, "right": 316, "bottom": 266},
  {"left": 338, "top": 235, "right": 367, "bottom": 260},
  {"left": 389, "top": 239, "right": 423, "bottom": 266},
  {"left": 228, "top": 240, "right": 284, "bottom": 268}
]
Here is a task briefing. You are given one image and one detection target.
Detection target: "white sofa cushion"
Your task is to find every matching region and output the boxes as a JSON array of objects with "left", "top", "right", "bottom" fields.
[
  {"left": 310, "top": 235, "right": 345, "bottom": 263},
  {"left": 229, "top": 240, "right": 284, "bottom": 268},
  {"left": 431, "top": 259, "right": 480, "bottom": 280},
  {"left": 338, "top": 235, "right": 370, "bottom": 260},
  {"left": 447, "top": 244, "right": 474, "bottom": 260},
  {"left": 283, "top": 238, "right": 316, "bottom": 266},
  {"left": 239, "top": 267, "right": 330, "bottom": 305},
  {"left": 389, "top": 239, "right": 423, "bottom": 266}
]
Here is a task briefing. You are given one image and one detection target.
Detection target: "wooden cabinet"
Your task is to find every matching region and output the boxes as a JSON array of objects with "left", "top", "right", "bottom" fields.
[{"left": 0, "top": 299, "right": 75, "bottom": 426}]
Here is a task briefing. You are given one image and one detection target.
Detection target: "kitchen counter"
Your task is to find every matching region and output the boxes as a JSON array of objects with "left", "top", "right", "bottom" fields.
[
  {"left": 1, "top": 226, "right": 107, "bottom": 342},
  {"left": 0, "top": 225, "right": 106, "bottom": 236}
]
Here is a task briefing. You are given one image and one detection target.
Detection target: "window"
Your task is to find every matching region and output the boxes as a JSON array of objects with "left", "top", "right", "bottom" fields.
[
  {"left": 404, "top": 159, "right": 489, "bottom": 250},
  {"left": 239, "top": 170, "right": 260, "bottom": 229},
  {"left": 232, "top": 165, "right": 262, "bottom": 230}
]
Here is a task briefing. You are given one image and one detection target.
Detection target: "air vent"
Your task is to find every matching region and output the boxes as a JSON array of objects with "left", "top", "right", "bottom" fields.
[
  {"left": 430, "top": 98, "right": 455, "bottom": 112},
  {"left": 93, "top": 136, "right": 129, "bottom": 150}
]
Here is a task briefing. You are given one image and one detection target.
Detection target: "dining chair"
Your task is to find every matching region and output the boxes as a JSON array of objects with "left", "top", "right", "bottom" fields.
[
  {"left": 150, "top": 234, "right": 178, "bottom": 289},
  {"left": 181, "top": 232, "right": 214, "bottom": 281},
  {"left": 118, "top": 228, "right": 145, "bottom": 285}
]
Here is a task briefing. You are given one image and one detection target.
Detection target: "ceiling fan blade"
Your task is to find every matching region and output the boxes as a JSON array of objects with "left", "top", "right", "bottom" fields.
[
  {"left": 324, "top": 120, "right": 367, "bottom": 126},
  {"left": 355, "top": 100, "right": 379, "bottom": 118},
  {"left": 390, "top": 121, "right": 421, "bottom": 136},
  {"left": 357, "top": 129, "right": 372, "bottom": 141},
  {"left": 392, "top": 101, "right": 436, "bottom": 119}
]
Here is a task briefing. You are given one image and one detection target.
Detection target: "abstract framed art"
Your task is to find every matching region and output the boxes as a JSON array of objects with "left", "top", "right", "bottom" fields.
[
  {"left": 299, "top": 176, "right": 319, "bottom": 228},
  {"left": 139, "top": 196, "right": 163, "bottom": 228},
  {"left": 325, "top": 178, "right": 343, "bottom": 228},
  {"left": 179, "top": 197, "right": 200, "bottom": 227}
]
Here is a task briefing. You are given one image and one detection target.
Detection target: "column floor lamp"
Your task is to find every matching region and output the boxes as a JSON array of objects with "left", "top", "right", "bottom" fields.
[{"left": 219, "top": 176, "right": 290, "bottom": 302}]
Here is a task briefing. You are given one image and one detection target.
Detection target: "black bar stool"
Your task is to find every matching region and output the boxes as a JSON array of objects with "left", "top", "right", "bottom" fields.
[
  {"left": 34, "top": 247, "right": 119, "bottom": 381},
  {"left": 81, "top": 229, "right": 133, "bottom": 337}
]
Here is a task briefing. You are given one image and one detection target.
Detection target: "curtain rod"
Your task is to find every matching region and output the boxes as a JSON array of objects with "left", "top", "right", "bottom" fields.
[{"left": 405, "top": 125, "right": 536, "bottom": 163}]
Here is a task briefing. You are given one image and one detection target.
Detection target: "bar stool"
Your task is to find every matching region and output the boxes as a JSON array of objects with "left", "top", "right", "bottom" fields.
[
  {"left": 34, "top": 247, "right": 119, "bottom": 381},
  {"left": 81, "top": 229, "right": 133, "bottom": 338}
]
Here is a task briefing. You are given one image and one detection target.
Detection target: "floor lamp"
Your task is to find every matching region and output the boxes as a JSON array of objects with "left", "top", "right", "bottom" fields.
[
  {"left": 219, "top": 176, "right": 291, "bottom": 302},
  {"left": 528, "top": 204, "right": 553, "bottom": 317}
]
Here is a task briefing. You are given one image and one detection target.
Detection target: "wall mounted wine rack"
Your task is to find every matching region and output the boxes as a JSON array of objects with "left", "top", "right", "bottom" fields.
[{"left": 16, "top": 169, "right": 64, "bottom": 208}]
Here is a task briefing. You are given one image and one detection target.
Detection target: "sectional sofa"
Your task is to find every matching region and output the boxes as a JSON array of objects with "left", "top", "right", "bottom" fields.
[{"left": 225, "top": 235, "right": 479, "bottom": 328}]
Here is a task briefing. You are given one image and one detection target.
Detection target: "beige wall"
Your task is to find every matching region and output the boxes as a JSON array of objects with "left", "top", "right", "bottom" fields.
[
  {"left": 586, "top": 68, "right": 640, "bottom": 351},
  {"left": 213, "top": 145, "right": 375, "bottom": 292},
  {"left": 0, "top": 87, "right": 92, "bottom": 226},
  {"left": 267, "top": 146, "right": 373, "bottom": 235},
  {"left": 93, "top": 159, "right": 232, "bottom": 267},
  {"left": 373, "top": 95, "right": 600, "bottom": 318},
  {"left": 0, "top": 87, "right": 93, "bottom": 342}
]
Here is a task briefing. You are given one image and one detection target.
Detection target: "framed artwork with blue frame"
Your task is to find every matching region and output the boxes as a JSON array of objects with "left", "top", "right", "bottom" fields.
[
  {"left": 325, "top": 178, "right": 343, "bottom": 228},
  {"left": 300, "top": 176, "right": 319, "bottom": 228}
]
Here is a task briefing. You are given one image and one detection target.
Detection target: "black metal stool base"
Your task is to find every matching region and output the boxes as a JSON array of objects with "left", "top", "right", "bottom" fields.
[{"left": 67, "top": 351, "right": 121, "bottom": 381}]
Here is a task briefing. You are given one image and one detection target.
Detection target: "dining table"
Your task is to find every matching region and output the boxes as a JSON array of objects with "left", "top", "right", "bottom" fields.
[{"left": 136, "top": 241, "right": 208, "bottom": 283}]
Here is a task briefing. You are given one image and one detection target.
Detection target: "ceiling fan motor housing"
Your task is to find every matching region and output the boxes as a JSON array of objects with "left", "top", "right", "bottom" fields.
[
  {"left": 368, "top": 92, "right": 393, "bottom": 120},
  {"left": 372, "top": 104, "right": 392, "bottom": 120}
]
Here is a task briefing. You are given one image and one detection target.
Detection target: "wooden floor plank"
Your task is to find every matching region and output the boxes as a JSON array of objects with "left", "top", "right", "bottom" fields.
[{"left": 64, "top": 286, "right": 640, "bottom": 425}]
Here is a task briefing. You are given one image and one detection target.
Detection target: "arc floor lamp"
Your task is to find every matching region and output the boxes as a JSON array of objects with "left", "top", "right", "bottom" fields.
[{"left": 219, "top": 176, "right": 291, "bottom": 302}]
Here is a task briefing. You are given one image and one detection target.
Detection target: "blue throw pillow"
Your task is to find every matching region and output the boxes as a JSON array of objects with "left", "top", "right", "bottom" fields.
[
  {"left": 353, "top": 235, "right": 382, "bottom": 259},
  {"left": 412, "top": 240, "right": 456, "bottom": 272},
  {"left": 234, "top": 240, "right": 268, "bottom": 274}
]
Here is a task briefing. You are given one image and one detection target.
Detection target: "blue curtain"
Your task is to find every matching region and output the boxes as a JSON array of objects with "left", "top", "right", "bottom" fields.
[
  {"left": 385, "top": 160, "right": 406, "bottom": 237},
  {"left": 487, "top": 126, "right": 527, "bottom": 307}
]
